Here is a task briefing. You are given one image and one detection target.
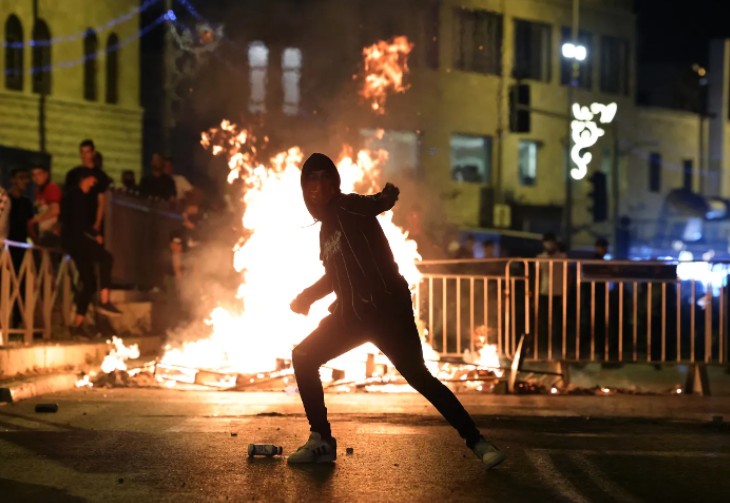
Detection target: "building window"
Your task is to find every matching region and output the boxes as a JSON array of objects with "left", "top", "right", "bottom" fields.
[
  {"left": 649, "top": 153, "right": 661, "bottom": 193},
  {"left": 513, "top": 19, "right": 551, "bottom": 81},
  {"left": 518, "top": 140, "right": 539, "bottom": 186},
  {"left": 360, "top": 129, "right": 419, "bottom": 175},
  {"left": 248, "top": 41, "right": 268, "bottom": 114},
  {"left": 600, "top": 35, "right": 629, "bottom": 95},
  {"left": 560, "top": 27, "right": 592, "bottom": 89},
  {"left": 106, "top": 33, "right": 119, "bottom": 104},
  {"left": 453, "top": 8, "right": 502, "bottom": 75},
  {"left": 282, "top": 47, "right": 301, "bottom": 116},
  {"left": 83, "top": 29, "right": 98, "bottom": 101},
  {"left": 5, "top": 14, "right": 23, "bottom": 91},
  {"left": 450, "top": 134, "right": 492, "bottom": 183},
  {"left": 683, "top": 159, "right": 693, "bottom": 191},
  {"left": 31, "top": 20, "right": 51, "bottom": 94}
]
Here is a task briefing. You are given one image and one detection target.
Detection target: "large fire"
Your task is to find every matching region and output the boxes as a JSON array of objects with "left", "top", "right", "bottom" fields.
[
  {"left": 75, "top": 36, "right": 503, "bottom": 391},
  {"left": 359, "top": 35, "right": 414, "bottom": 114},
  {"left": 158, "top": 120, "right": 422, "bottom": 379}
]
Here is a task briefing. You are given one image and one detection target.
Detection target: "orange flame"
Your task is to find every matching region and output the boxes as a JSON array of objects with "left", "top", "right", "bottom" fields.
[
  {"left": 359, "top": 35, "right": 414, "bottom": 114},
  {"left": 158, "top": 121, "right": 421, "bottom": 377}
]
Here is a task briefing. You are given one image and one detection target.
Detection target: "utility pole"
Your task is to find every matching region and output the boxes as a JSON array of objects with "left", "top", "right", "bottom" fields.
[
  {"left": 612, "top": 124, "right": 620, "bottom": 251},
  {"left": 561, "top": 0, "right": 580, "bottom": 250},
  {"left": 162, "top": 0, "right": 175, "bottom": 156},
  {"left": 33, "top": 0, "right": 46, "bottom": 152}
]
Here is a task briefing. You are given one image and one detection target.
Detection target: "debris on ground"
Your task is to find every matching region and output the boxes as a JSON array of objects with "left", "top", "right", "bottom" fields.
[{"left": 34, "top": 403, "right": 59, "bottom": 413}]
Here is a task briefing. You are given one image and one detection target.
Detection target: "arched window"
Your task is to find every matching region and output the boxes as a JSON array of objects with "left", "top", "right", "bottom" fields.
[
  {"left": 282, "top": 48, "right": 302, "bottom": 116},
  {"left": 105, "top": 33, "right": 119, "bottom": 103},
  {"left": 83, "top": 29, "right": 98, "bottom": 101},
  {"left": 32, "top": 19, "right": 51, "bottom": 94},
  {"left": 248, "top": 41, "right": 268, "bottom": 114},
  {"left": 4, "top": 15, "right": 23, "bottom": 91}
]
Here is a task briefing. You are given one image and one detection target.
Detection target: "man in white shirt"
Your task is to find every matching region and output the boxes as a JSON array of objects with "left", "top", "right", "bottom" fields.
[{"left": 163, "top": 156, "right": 193, "bottom": 203}]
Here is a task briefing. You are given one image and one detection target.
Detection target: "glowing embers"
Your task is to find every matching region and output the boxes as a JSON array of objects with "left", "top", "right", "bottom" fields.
[{"left": 359, "top": 36, "right": 414, "bottom": 114}]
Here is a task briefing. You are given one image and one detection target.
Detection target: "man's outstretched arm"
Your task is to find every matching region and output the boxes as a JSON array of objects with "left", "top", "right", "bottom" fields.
[
  {"left": 290, "top": 274, "right": 333, "bottom": 315},
  {"left": 339, "top": 182, "right": 400, "bottom": 216}
]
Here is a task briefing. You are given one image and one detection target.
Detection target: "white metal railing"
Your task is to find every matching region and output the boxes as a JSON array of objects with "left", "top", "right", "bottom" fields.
[
  {"left": 0, "top": 239, "right": 74, "bottom": 345},
  {"left": 416, "top": 258, "right": 729, "bottom": 365}
]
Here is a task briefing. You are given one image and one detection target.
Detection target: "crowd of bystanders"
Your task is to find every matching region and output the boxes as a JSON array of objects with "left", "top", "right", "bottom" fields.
[{"left": 0, "top": 135, "right": 214, "bottom": 338}]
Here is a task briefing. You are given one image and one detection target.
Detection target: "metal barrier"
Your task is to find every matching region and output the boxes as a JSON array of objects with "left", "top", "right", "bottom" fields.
[
  {"left": 105, "top": 189, "right": 183, "bottom": 288},
  {"left": 416, "top": 258, "right": 729, "bottom": 366},
  {"left": 0, "top": 239, "right": 74, "bottom": 345}
]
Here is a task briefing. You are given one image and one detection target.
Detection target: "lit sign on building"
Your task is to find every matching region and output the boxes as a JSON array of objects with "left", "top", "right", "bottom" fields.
[{"left": 570, "top": 102, "right": 617, "bottom": 180}]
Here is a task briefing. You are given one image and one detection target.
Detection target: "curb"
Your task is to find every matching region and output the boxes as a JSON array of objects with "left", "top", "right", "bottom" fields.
[{"left": 0, "top": 373, "right": 78, "bottom": 403}]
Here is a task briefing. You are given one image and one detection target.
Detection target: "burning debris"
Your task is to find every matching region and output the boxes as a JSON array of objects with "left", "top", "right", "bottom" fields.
[{"left": 358, "top": 35, "right": 414, "bottom": 114}]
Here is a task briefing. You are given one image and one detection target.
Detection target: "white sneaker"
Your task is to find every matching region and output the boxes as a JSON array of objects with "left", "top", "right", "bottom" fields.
[
  {"left": 287, "top": 432, "right": 337, "bottom": 464},
  {"left": 472, "top": 437, "right": 506, "bottom": 469}
]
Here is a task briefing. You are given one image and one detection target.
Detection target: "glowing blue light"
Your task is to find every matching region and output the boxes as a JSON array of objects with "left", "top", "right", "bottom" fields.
[{"left": 165, "top": 10, "right": 177, "bottom": 22}]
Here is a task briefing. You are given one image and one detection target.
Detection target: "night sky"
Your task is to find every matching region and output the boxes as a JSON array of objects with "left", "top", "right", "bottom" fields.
[{"left": 636, "top": 0, "right": 726, "bottom": 64}]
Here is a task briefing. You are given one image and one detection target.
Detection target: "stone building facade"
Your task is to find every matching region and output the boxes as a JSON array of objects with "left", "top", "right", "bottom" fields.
[{"left": 0, "top": 0, "right": 143, "bottom": 184}]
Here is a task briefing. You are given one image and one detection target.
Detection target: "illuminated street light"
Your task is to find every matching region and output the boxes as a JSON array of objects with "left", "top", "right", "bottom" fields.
[{"left": 561, "top": 41, "right": 587, "bottom": 61}]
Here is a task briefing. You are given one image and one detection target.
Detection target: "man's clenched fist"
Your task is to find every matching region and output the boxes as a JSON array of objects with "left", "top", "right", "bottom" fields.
[{"left": 382, "top": 182, "right": 400, "bottom": 204}]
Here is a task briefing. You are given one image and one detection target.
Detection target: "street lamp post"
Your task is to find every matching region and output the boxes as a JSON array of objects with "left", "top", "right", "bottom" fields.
[{"left": 561, "top": 0, "right": 584, "bottom": 250}]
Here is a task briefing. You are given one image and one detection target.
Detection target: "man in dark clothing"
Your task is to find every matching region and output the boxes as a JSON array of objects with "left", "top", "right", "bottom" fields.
[
  {"left": 287, "top": 153, "right": 505, "bottom": 468},
  {"left": 139, "top": 153, "right": 176, "bottom": 201},
  {"left": 7, "top": 168, "right": 34, "bottom": 247},
  {"left": 61, "top": 172, "right": 121, "bottom": 336},
  {"left": 64, "top": 139, "right": 112, "bottom": 238},
  {"left": 6, "top": 168, "right": 34, "bottom": 327}
]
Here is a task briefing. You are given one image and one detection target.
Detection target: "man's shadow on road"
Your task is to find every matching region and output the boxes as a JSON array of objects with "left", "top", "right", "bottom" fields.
[
  {"left": 287, "top": 462, "right": 336, "bottom": 486},
  {"left": 246, "top": 457, "right": 335, "bottom": 486}
]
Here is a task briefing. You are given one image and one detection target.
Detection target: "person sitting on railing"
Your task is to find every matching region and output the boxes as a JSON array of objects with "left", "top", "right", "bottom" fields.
[
  {"left": 30, "top": 164, "right": 62, "bottom": 249},
  {"left": 61, "top": 172, "right": 122, "bottom": 337}
]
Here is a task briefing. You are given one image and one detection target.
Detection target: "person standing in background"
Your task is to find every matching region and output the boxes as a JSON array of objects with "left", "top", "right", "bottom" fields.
[
  {"left": 30, "top": 165, "right": 62, "bottom": 248},
  {"left": 64, "top": 139, "right": 112, "bottom": 242}
]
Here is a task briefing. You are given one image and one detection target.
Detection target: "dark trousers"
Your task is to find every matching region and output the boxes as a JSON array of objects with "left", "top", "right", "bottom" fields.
[
  {"left": 292, "top": 297, "right": 482, "bottom": 447},
  {"left": 67, "top": 239, "right": 113, "bottom": 316}
]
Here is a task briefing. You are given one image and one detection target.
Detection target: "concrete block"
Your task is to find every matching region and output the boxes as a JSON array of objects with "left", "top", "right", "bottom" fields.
[{"left": 0, "top": 373, "right": 78, "bottom": 403}]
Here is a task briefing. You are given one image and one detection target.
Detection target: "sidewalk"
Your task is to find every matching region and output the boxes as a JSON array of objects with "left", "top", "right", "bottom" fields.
[{"left": 0, "top": 335, "right": 163, "bottom": 402}]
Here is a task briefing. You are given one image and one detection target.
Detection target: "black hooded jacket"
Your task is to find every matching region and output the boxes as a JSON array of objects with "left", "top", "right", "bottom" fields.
[{"left": 311, "top": 191, "right": 410, "bottom": 322}]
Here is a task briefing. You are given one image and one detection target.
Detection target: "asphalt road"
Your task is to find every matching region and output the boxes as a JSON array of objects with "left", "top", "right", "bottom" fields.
[{"left": 0, "top": 389, "right": 728, "bottom": 502}]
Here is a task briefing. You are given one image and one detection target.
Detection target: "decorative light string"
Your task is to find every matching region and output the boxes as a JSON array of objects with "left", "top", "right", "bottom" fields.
[
  {"left": 4, "top": 10, "right": 173, "bottom": 76},
  {"left": 2, "top": 0, "right": 162, "bottom": 49},
  {"left": 174, "top": 0, "right": 203, "bottom": 21}
]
